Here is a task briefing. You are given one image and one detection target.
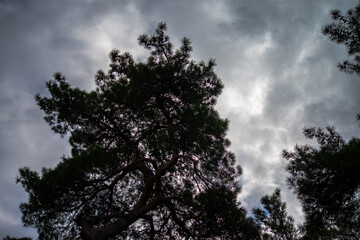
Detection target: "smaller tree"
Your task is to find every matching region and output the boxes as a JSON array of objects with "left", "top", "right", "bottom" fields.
[
  {"left": 192, "top": 184, "right": 260, "bottom": 239},
  {"left": 253, "top": 188, "right": 299, "bottom": 240},
  {"left": 284, "top": 127, "right": 360, "bottom": 239},
  {"left": 322, "top": 2, "right": 360, "bottom": 75},
  {"left": 323, "top": 2, "right": 360, "bottom": 121}
]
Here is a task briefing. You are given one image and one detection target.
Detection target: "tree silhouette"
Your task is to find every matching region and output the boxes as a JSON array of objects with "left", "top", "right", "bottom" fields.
[
  {"left": 253, "top": 188, "right": 299, "bottom": 240},
  {"left": 323, "top": 2, "right": 360, "bottom": 121},
  {"left": 323, "top": 2, "right": 360, "bottom": 76},
  {"left": 16, "top": 23, "right": 259, "bottom": 239},
  {"left": 280, "top": 4, "right": 360, "bottom": 238},
  {"left": 283, "top": 127, "right": 360, "bottom": 239}
]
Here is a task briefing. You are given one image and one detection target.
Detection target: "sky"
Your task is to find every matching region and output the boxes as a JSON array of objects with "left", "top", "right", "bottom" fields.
[{"left": 1, "top": 0, "right": 360, "bottom": 238}]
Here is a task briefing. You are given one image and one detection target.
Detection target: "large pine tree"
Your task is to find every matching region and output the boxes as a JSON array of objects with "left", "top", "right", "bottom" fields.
[{"left": 17, "top": 23, "right": 259, "bottom": 240}]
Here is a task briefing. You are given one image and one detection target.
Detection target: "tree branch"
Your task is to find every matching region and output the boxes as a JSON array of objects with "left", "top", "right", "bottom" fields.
[
  {"left": 164, "top": 200, "right": 192, "bottom": 238},
  {"left": 142, "top": 215, "right": 155, "bottom": 240}
]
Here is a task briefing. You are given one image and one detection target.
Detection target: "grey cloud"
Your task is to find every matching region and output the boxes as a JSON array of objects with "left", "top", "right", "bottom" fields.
[
  {"left": 1, "top": 0, "right": 359, "bottom": 238},
  {"left": 263, "top": 81, "right": 302, "bottom": 123},
  {"left": 0, "top": 89, "right": 70, "bottom": 239}
]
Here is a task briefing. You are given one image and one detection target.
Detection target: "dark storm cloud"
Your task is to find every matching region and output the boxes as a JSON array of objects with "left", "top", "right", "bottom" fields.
[
  {"left": 0, "top": 1, "right": 146, "bottom": 238},
  {"left": 208, "top": 0, "right": 360, "bottom": 218},
  {"left": 1, "top": 0, "right": 359, "bottom": 238}
]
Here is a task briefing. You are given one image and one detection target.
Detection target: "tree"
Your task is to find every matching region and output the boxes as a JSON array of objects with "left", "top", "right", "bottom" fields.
[
  {"left": 323, "top": 2, "right": 360, "bottom": 121},
  {"left": 280, "top": 4, "right": 360, "bottom": 239},
  {"left": 16, "top": 23, "right": 258, "bottom": 239},
  {"left": 253, "top": 188, "right": 299, "bottom": 240},
  {"left": 192, "top": 184, "right": 260, "bottom": 239},
  {"left": 283, "top": 127, "right": 360, "bottom": 239},
  {"left": 323, "top": 2, "right": 360, "bottom": 76}
]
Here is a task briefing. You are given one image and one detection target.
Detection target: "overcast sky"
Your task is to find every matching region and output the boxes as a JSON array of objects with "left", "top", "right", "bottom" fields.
[{"left": 1, "top": 0, "right": 360, "bottom": 238}]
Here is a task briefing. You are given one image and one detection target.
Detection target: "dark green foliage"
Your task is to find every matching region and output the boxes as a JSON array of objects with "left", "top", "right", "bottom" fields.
[
  {"left": 191, "top": 184, "right": 260, "bottom": 239},
  {"left": 17, "top": 23, "right": 257, "bottom": 239},
  {"left": 253, "top": 188, "right": 299, "bottom": 240},
  {"left": 323, "top": 2, "right": 360, "bottom": 75},
  {"left": 323, "top": 2, "right": 360, "bottom": 121},
  {"left": 283, "top": 127, "right": 360, "bottom": 239}
]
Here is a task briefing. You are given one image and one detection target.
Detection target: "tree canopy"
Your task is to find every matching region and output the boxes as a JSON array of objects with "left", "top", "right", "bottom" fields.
[
  {"left": 275, "top": 3, "right": 360, "bottom": 239},
  {"left": 283, "top": 127, "right": 360, "bottom": 239},
  {"left": 16, "top": 22, "right": 259, "bottom": 240},
  {"left": 323, "top": 2, "right": 360, "bottom": 121},
  {"left": 252, "top": 3, "right": 360, "bottom": 239},
  {"left": 253, "top": 188, "right": 299, "bottom": 240},
  {"left": 323, "top": 2, "right": 360, "bottom": 76}
]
